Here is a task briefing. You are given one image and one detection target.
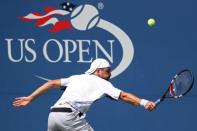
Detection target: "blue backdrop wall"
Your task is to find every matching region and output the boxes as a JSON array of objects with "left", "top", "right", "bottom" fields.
[{"left": 1, "top": 0, "right": 197, "bottom": 131}]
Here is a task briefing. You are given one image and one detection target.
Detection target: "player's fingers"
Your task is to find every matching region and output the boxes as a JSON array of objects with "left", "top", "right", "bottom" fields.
[
  {"left": 13, "top": 102, "right": 22, "bottom": 107},
  {"left": 13, "top": 103, "right": 24, "bottom": 107},
  {"left": 13, "top": 101, "right": 27, "bottom": 107},
  {"left": 149, "top": 102, "right": 155, "bottom": 107},
  {"left": 150, "top": 103, "right": 155, "bottom": 109},
  {"left": 13, "top": 97, "right": 28, "bottom": 103},
  {"left": 147, "top": 106, "right": 153, "bottom": 111},
  {"left": 145, "top": 102, "right": 151, "bottom": 109},
  {"left": 146, "top": 103, "right": 155, "bottom": 111},
  {"left": 13, "top": 99, "right": 24, "bottom": 104},
  {"left": 149, "top": 104, "right": 155, "bottom": 110},
  {"left": 15, "top": 97, "right": 25, "bottom": 100},
  {"left": 13, "top": 100, "right": 22, "bottom": 105}
]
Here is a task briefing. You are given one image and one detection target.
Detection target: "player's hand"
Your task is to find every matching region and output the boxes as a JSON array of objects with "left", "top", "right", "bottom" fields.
[
  {"left": 13, "top": 96, "right": 32, "bottom": 107},
  {"left": 145, "top": 101, "right": 155, "bottom": 111}
]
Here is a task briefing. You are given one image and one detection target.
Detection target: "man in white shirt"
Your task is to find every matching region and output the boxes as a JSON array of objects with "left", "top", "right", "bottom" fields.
[{"left": 13, "top": 58, "right": 155, "bottom": 131}]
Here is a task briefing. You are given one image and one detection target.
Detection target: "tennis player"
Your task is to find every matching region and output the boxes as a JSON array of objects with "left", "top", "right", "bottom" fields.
[{"left": 13, "top": 58, "right": 155, "bottom": 131}]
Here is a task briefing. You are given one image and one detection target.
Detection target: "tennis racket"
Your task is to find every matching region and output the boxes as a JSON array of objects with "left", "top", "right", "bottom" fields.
[{"left": 155, "top": 69, "right": 194, "bottom": 106}]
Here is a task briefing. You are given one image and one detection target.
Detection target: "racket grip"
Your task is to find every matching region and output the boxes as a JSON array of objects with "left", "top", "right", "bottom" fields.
[{"left": 155, "top": 98, "right": 161, "bottom": 106}]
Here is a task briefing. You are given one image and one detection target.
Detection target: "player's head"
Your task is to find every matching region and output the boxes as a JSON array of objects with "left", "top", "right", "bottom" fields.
[{"left": 85, "top": 58, "right": 111, "bottom": 80}]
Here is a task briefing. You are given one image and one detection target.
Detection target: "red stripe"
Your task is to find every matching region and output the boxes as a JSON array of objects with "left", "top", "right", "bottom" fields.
[
  {"left": 32, "top": 12, "right": 42, "bottom": 16},
  {"left": 44, "top": 7, "right": 56, "bottom": 12},
  {"left": 169, "top": 84, "right": 175, "bottom": 96},
  {"left": 36, "top": 16, "right": 52, "bottom": 26},
  {"left": 19, "top": 16, "right": 32, "bottom": 21},
  {"left": 49, "top": 20, "right": 72, "bottom": 32}
]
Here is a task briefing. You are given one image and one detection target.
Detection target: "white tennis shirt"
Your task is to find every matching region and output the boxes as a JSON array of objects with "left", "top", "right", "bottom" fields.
[{"left": 52, "top": 74, "right": 121, "bottom": 113}]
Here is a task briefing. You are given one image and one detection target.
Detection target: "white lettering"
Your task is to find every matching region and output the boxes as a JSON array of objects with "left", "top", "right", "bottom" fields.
[
  {"left": 43, "top": 39, "right": 63, "bottom": 63},
  {"left": 4, "top": 38, "right": 114, "bottom": 63},
  {"left": 25, "top": 39, "right": 37, "bottom": 62},
  {"left": 5, "top": 38, "right": 37, "bottom": 62},
  {"left": 5, "top": 38, "right": 24, "bottom": 62},
  {"left": 94, "top": 40, "right": 114, "bottom": 63},
  {"left": 77, "top": 40, "right": 93, "bottom": 63},
  {"left": 63, "top": 40, "right": 77, "bottom": 62}
]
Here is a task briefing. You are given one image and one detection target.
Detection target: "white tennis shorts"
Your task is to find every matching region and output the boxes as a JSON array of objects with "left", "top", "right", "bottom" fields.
[{"left": 47, "top": 109, "right": 94, "bottom": 131}]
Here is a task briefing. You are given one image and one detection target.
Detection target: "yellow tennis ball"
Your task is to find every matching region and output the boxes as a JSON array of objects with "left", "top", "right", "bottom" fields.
[{"left": 147, "top": 18, "right": 156, "bottom": 27}]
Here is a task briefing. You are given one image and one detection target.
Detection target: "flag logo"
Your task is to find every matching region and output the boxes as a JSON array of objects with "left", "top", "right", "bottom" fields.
[{"left": 20, "top": 2, "right": 76, "bottom": 32}]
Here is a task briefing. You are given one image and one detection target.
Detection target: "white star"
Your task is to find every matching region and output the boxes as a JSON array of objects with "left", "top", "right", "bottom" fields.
[
  {"left": 63, "top": 5, "right": 66, "bottom": 9},
  {"left": 69, "top": 8, "right": 73, "bottom": 11}
]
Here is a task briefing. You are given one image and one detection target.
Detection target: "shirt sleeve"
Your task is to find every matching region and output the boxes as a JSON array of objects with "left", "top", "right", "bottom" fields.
[
  {"left": 60, "top": 77, "right": 70, "bottom": 86},
  {"left": 103, "top": 82, "right": 122, "bottom": 100}
]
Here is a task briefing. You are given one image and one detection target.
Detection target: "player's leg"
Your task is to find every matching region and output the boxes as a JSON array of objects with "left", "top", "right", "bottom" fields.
[
  {"left": 72, "top": 114, "right": 94, "bottom": 131},
  {"left": 47, "top": 108, "right": 94, "bottom": 131},
  {"left": 47, "top": 112, "right": 61, "bottom": 131},
  {"left": 56, "top": 110, "right": 94, "bottom": 131}
]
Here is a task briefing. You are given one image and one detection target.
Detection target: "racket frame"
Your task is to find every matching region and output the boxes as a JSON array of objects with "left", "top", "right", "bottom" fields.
[{"left": 155, "top": 69, "right": 194, "bottom": 106}]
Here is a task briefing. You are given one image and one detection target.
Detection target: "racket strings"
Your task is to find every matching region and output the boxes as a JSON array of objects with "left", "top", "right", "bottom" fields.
[{"left": 170, "top": 71, "right": 193, "bottom": 97}]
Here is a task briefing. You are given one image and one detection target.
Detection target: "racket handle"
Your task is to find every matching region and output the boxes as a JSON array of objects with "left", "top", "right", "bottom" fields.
[{"left": 155, "top": 98, "right": 161, "bottom": 106}]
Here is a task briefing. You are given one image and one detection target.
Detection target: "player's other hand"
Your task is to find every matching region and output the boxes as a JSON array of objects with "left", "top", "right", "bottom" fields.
[
  {"left": 145, "top": 101, "right": 155, "bottom": 111},
  {"left": 13, "top": 96, "right": 31, "bottom": 107}
]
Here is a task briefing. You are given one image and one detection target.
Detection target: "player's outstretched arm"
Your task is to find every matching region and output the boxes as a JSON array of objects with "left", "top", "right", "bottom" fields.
[
  {"left": 119, "top": 91, "right": 155, "bottom": 111},
  {"left": 13, "top": 79, "right": 61, "bottom": 107}
]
